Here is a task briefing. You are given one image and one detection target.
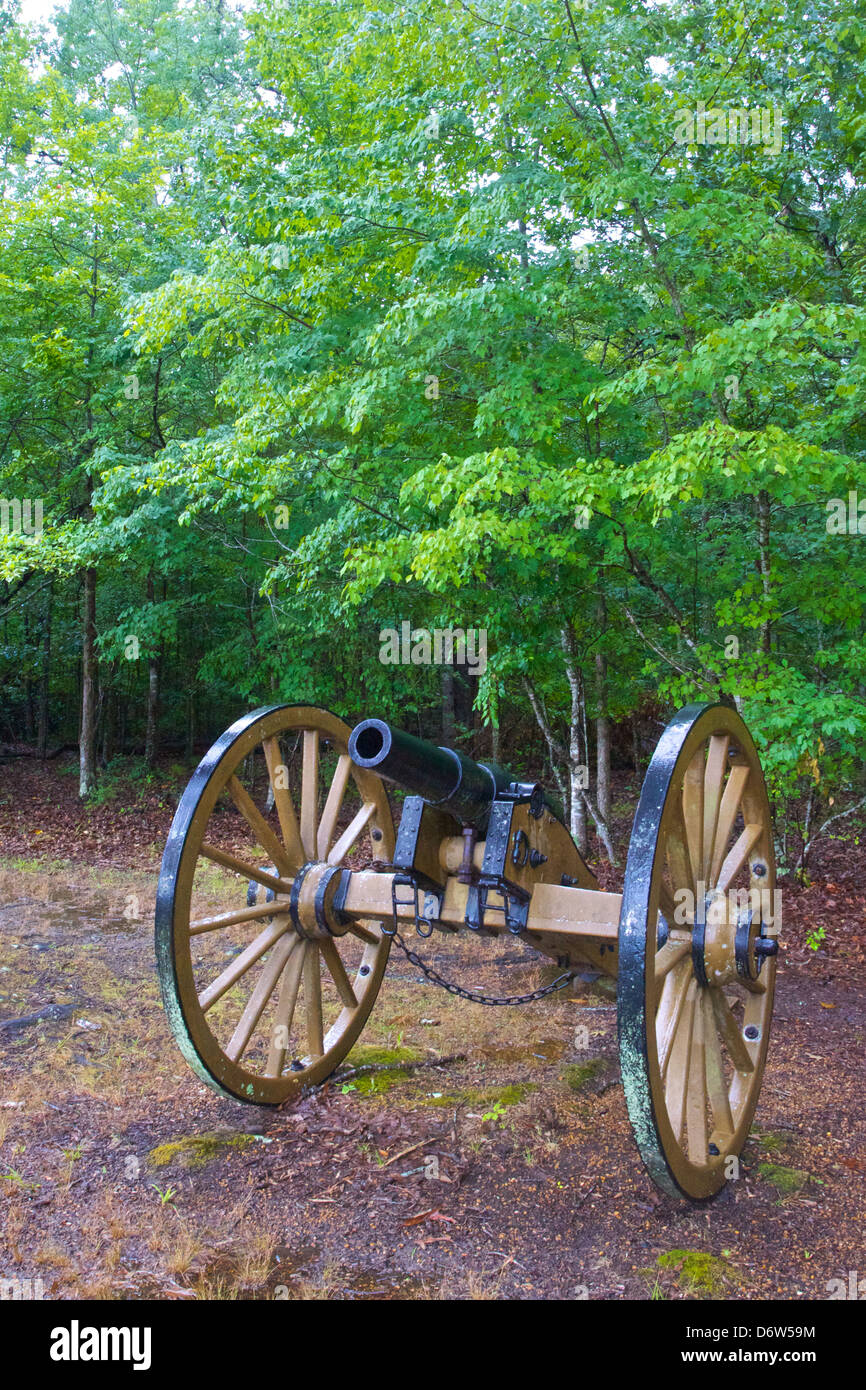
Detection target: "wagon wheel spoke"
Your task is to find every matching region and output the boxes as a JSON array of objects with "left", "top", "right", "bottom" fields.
[
  {"left": 709, "top": 986, "right": 754, "bottom": 1074},
  {"left": 227, "top": 773, "right": 295, "bottom": 878},
  {"left": 300, "top": 729, "right": 320, "bottom": 860},
  {"left": 685, "top": 990, "right": 708, "bottom": 1164},
  {"left": 262, "top": 735, "right": 305, "bottom": 870},
  {"left": 317, "top": 753, "right": 352, "bottom": 861},
  {"left": 348, "top": 920, "right": 380, "bottom": 946},
  {"left": 664, "top": 979, "right": 697, "bottom": 1142},
  {"left": 265, "top": 939, "right": 306, "bottom": 1077},
  {"left": 225, "top": 935, "right": 299, "bottom": 1064},
  {"left": 665, "top": 801, "right": 694, "bottom": 902},
  {"left": 199, "top": 842, "right": 291, "bottom": 894},
  {"left": 303, "top": 943, "right": 325, "bottom": 1059},
  {"left": 708, "top": 762, "right": 750, "bottom": 887},
  {"left": 321, "top": 937, "right": 358, "bottom": 1008},
  {"left": 198, "top": 916, "right": 291, "bottom": 1014},
  {"left": 654, "top": 937, "right": 691, "bottom": 983},
  {"left": 657, "top": 959, "right": 692, "bottom": 1077},
  {"left": 701, "top": 735, "right": 730, "bottom": 885},
  {"left": 716, "top": 822, "right": 763, "bottom": 894},
  {"left": 327, "top": 801, "right": 377, "bottom": 865},
  {"left": 190, "top": 902, "right": 287, "bottom": 936},
  {"left": 658, "top": 880, "right": 679, "bottom": 927},
  {"left": 682, "top": 749, "right": 705, "bottom": 893},
  {"left": 702, "top": 987, "right": 734, "bottom": 1143}
]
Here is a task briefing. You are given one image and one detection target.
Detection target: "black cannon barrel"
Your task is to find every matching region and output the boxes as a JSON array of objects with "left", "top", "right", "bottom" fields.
[{"left": 348, "top": 718, "right": 520, "bottom": 830}]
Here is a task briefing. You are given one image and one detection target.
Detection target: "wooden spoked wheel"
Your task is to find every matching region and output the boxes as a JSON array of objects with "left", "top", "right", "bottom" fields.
[
  {"left": 155, "top": 705, "right": 394, "bottom": 1104},
  {"left": 618, "top": 703, "right": 778, "bottom": 1200}
]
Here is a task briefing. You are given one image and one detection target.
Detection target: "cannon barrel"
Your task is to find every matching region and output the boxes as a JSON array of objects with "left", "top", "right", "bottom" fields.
[{"left": 348, "top": 718, "right": 538, "bottom": 831}]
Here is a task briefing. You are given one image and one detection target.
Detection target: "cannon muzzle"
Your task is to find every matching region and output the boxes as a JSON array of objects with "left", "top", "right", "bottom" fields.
[{"left": 348, "top": 718, "right": 542, "bottom": 831}]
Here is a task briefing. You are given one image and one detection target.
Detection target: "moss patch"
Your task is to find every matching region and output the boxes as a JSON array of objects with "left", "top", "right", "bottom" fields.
[
  {"left": 147, "top": 1132, "right": 256, "bottom": 1170},
  {"left": 559, "top": 1059, "right": 606, "bottom": 1093},
  {"left": 344, "top": 1044, "right": 424, "bottom": 1067},
  {"left": 339, "top": 1044, "right": 426, "bottom": 1097},
  {"left": 657, "top": 1249, "right": 734, "bottom": 1298},
  {"left": 753, "top": 1130, "right": 788, "bottom": 1153},
  {"left": 758, "top": 1163, "right": 816, "bottom": 1196},
  {"left": 412, "top": 1081, "right": 536, "bottom": 1110}
]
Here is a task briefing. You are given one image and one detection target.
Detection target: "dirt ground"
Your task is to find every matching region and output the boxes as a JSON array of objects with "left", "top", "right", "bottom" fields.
[{"left": 0, "top": 756, "right": 864, "bottom": 1301}]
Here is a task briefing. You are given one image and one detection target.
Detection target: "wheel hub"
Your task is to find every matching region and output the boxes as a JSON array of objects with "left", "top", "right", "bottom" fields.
[
  {"left": 693, "top": 888, "right": 777, "bottom": 986},
  {"left": 289, "top": 861, "right": 351, "bottom": 939}
]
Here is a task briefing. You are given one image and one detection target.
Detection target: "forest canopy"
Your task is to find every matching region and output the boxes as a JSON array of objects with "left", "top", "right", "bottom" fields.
[{"left": 1, "top": 0, "right": 864, "bottom": 870}]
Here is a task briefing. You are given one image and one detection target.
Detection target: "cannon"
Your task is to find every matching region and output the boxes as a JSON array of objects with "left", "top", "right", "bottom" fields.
[{"left": 156, "top": 701, "right": 779, "bottom": 1200}]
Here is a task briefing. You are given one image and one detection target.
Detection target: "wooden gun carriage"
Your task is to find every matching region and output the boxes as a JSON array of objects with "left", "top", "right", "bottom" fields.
[{"left": 156, "top": 701, "right": 779, "bottom": 1200}]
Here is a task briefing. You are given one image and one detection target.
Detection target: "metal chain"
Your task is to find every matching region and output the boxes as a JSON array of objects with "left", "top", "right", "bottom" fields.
[{"left": 389, "top": 931, "right": 577, "bottom": 1006}]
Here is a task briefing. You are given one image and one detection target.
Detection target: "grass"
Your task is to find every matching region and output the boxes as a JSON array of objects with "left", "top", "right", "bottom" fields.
[
  {"left": 758, "top": 1163, "right": 818, "bottom": 1197},
  {"left": 559, "top": 1059, "right": 606, "bottom": 1092},
  {"left": 656, "top": 1249, "right": 737, "bottom": 1298},
  {"left": 147, "top": 1132, "right": 257, "bottom": 1170}
]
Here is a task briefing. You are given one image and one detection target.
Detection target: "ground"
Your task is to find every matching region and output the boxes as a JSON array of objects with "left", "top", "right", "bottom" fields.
[{"left": 0, "top": 755, "right": 864, "bottom": 1300}]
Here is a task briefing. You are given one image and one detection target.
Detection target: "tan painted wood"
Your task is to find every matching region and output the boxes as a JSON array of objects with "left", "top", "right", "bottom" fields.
[
  {"left": 702, "top": 987, "right": 734, "bottom": 1140},
  {"left": 685, "top": 989, "right": 707, "bottom": 1162},
  {"left": 716, "top": 822, "right": 763, "bottom": 893},
  {"left": 709, "top": 988, "right": 754, "bottom": 1073},
  {"left": 682, "top": 749, "right": 705, "bottom": 891},
  {"left": 665, "top": 979, "right": 697, "bottom": 1142},
  {"left": 190, "top": 902, "right": 287, "bottom": 936},
  {"left": 265, "top": 941, "right": 306, "bottom": 1076},
  {"left": 327, "top": 801, "right": 377, "bottom": 865},
  {"left": 658, "top": 880, "right": 679, "bottom": 925},
  {"left": 709, "top": 763, "right": 750, "bottom": 886},
  {"left": 199, "top": 841, "right": 294, "bottom": 895},
  {"left": 340, "top": 871, "right": 622, "bottom": 942},
  {"left": 198, "top": 916, "right": 291, "bottom": 1013},
  {"left": 225, "top": 936, "right": 298, "bottom": 1063},
  {"left": 262, "top": 734, "right": 304, "bottom": 869},
  {"left": 227, "top": 773, "right": 296, "bottom": 877},
  {"left": 657, "top": 959, "right": 692, "bottom": 1078},
  {"left": 349, "top": 921, "right": 381, "bottom": 946},
  {"left": 300, "top": 729, "right": 320, "bottom": 860},
  {"left": 657, "top": 961, "right": 691, "bottom": 1078},
  {"left": 316, "top": 753, "right": 352, "bottom": 861},
  {"left": 303, "top": 943, "right": 324, "bottom": 1058},
  {"left": 320, "top": 938, "right": 358, "bottom": 1009},
  {"left": 654, "top": 938, "right": 691, "bottom": 984},
  {"left": 665, "top": 801, "right": 694, "bottom": 898},
  {"left": 701, "top": 735, "right": 730, "bottom": 884}
]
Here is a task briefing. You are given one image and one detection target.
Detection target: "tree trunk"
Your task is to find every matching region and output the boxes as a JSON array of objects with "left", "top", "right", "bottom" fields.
[
  {"left": 185, "top": 690, "right": 195, "bottom": 762},
  {"left": 23, "top": 606, "right": 35, "bottom": 741},
  {"left": 79, "top": 567, "right": 98, "bottom": 798},
  {"left": 37, "top": 585, "right": 52, "bottom": 758},
  {"left": 594, "top": 600, "right": 611, "bottom": 829},
  {"left": 561, "top": 624, "right": 615, "bottom": 863},
  {"left": 631, "top": 714, "right": 642, "bottom": 783},
  {"left": 145, "top": 657, "right": 160, "bottom": 768},
  {"left": 145, "top": 571, "right": 160, "bottom": 769},
  {"left": 441, "top": 665, "right": 456, "bottom": 746},
  {"left": 756, "top": 489, "right": 772, "bottom": 656},
  {"left": 101, "top": 685, "right": 115, "bottom": 766}
]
